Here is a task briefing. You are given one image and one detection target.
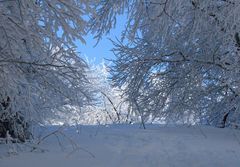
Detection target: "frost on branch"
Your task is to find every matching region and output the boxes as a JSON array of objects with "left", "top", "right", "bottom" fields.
[
  {"left": 91, "top": 0, "right": 240, "bottom": 127},
  {"left": 0, "top": 0, "right": 95, "bottom": 141}
]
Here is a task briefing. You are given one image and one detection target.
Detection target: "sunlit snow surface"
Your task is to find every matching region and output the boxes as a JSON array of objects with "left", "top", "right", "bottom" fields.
[{"left": 1, "top": 125, "right": 240, "bottom": 167}]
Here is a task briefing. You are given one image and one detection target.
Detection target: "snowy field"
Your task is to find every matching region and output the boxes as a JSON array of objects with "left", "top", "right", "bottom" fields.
[{"left": 1, "top": 125, "right": 240, "bottom": 167}]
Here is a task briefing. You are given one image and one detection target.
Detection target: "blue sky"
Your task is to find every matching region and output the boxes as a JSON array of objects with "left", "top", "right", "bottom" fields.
[{"left": 76, "top": 15, "right": 126, "bottom": 64}]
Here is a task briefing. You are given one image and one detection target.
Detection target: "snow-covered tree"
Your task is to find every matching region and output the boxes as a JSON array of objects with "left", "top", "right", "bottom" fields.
[
  {"left": 85, "top": 61, "right": 137, "bottom": 124},
  {"left": 0, "top": 0, "right": 95, "bottom": 141},
  {"left": 90, "top": 0, "right": 240, "bottom": 127}
]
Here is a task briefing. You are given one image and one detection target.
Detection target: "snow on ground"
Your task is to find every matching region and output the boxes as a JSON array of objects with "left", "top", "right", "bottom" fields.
[{"left": 0, "top": 125, "right": 240, "bottom": 167}]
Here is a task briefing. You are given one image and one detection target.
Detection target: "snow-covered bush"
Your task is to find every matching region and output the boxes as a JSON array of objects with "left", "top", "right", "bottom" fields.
[{"left": 85, "top": 61, "right": 133, "bottom": 124}]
